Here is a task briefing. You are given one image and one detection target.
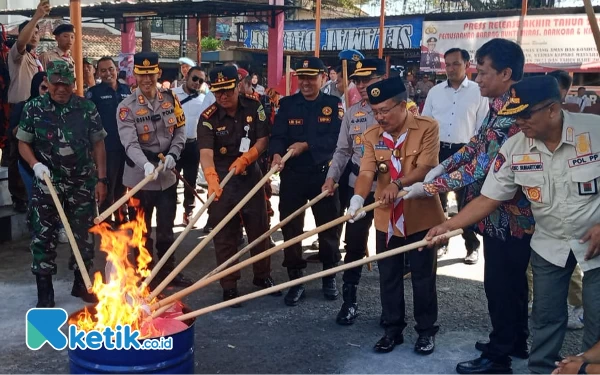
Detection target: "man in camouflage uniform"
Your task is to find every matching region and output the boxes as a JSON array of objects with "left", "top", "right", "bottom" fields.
[
  {"left": 117, "top": 52, "right": 192, "bottom": 289},
  {"left": 17, "top": 60, "right": 107, "bottom": 307}
]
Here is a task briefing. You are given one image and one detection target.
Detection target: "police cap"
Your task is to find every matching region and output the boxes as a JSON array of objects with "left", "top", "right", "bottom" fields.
[
  {"left": 133, "top": 52, "right": 160, "bottom": 75},
  {"left": 350, "top": 58, "right": 386, "bottom": 78},
  {"left": 498, "top": 75, "right": 562, "bottom": 117},
  {"left": 295, "top": 57, "right": 327, "bottom": 76},
  {"left": 53, "top": 23, "right": 74, "bottom": 36},
  {"left": 366, "top": 76, "right": 406, "bottom": 105},
  {"left": 209, "top": 66, "right": 238, "bottom": 92},
  {"left": 338, "top": 49, "right": 364, "bottom": 61}
]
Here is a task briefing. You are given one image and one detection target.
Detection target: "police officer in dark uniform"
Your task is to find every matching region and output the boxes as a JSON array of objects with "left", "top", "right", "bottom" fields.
[
  {"left": 270, "top": 57, "right": 343, "bottom": 306},
  {"left": 87, "top": 56, "right": 131, "bottom": 226},
  {"left": 198, "top": 65, "right": 279, "bottom": 304}
]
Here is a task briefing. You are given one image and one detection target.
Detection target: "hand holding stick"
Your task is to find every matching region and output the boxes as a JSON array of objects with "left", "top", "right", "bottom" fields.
[{"left": 158, "top": 153, "right": 205, "bottom": 204}]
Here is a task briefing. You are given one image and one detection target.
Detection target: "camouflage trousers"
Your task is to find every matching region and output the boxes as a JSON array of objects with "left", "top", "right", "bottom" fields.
[{"left": 29, "top": 175, "right": 96, "bottom": 275}]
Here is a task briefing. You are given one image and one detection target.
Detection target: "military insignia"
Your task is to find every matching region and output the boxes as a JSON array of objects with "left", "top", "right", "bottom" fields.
[
  {"left": 353, "top": 125, "right": 361, "bottom": 131},
  {"left": 202, "top": 104, "right": 217, "bottom": 119},
  {"left": 169, "top": 126, "right": 174, "bottom": 133},
  {"left": 322, "top": 106, "right": 332, "bottom": 116},
  {"left": 119, "top": 107, "right": 129, "bottom": 121},
  {"left": 425, "top": 25, "right": 437, "bottom": 34},
  {"left": 338, "top": 102, "right": 344, "bottom": 120},
  {"left": 579, "top": 180, "right": 598, "bottom": 195},
  {"left": 85, "top": 91, "right": 92, "bottom": 99},
  {"left": 493, "top": 153, "right": 506, "bottom": 173},
  {"left": 354, "top": 135, "right": 362, "bottom": 145},
  {"left": 217, "top": 126, "right": 226, "bottom": 131},
  {"left": 575, "top": 133, "right": 592, "bottom": 156},
  {"left": 354, "top": 111, "right": 366, "bottom": 117},
  {"left": 168, "top": 118, "right": 175, "bottom": 125},
  {"left": 141, "top": 134, "right": 150, "bottom": 142},
  {"left": 157, "top": 92, "right": 164, "bottom": 101},
  {"left": 392, "top": 149, "right": 402, "bottom": 158},
  {"left": 371, "top": 88, "right": 380, "bottom": 97},
  {"left": 302, "top": 60, "right": 309, "bottom": 68},
  {"left": 377, "top": 161, "right": 389, "bottom": 174},
  {"left": 220, "top": 147, "right": 227, "bottom": 154},
  {"left": 136, "top": 108, "right": 149, "bottom": 116},
  {"left": 162, "top": 102, "right": 172, "bottom": 110},
  {"left": 143, "top": 125, "right": 149, "bottom": 132},
  {"left": 217, "top": 72, "right": 225, "bottom": 82},
  {"left": 258, "top": 105, "right": 266, "bottom": 121},
  {"left": 143, "top": 59, "right": 150, "bottom": 67},
  {"left": 202, "top": 121, "right": 213, "bottom": 130},
  {"left": 566, "top": 126, "right": 574, "bottom": 142},
  {"left": 246, "top": 116, "right": 253, "bottom": 123},
  {"left": 356, "top": 61, "right": 362, "bottom": 69},
  {"left": 524, "top": 186, "right": 542, "bottom": 202}
]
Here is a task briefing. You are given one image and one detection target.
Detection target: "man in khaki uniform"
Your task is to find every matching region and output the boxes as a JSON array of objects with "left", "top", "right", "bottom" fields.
[
  {"left": 117, "top": 52, "right": 192, "bottom": 289},
  {"left": 38, "top": 24, "right": 75, "bottom": 71},
  {"left": 424, "top": 76, "right": 600, "bottom": 374},
  {"left": 348, "top": 76, "right": 446, "bottom": 355}
]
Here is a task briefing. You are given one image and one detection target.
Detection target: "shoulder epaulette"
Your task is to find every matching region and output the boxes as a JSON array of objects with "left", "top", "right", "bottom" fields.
[
  {"left": 244, "top": 93, "right": 260, "bottom": 101},
  {"left": 202, "top": 104, "right": 218, "bottom": 119}
]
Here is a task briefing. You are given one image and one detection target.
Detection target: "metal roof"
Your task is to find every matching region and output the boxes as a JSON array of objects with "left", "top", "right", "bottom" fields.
[{"left": 0, "top": 0, "right": 293, "bottom": 19}]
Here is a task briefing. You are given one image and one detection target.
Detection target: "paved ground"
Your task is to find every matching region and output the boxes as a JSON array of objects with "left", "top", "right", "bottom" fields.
[{"left": 0, "top": 184, "right": 584, "bottom": 373}]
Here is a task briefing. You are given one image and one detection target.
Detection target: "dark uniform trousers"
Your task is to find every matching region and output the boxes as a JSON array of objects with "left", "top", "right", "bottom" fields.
[
  {"left": 439, "top": 143, "right": 480, "bottom": 251},
  {"left": 376, "top": 230, "right": 439, "bottom": 338},
  {"left": 482, "top": 234, "right": 531, "bottom": 362},
  {"left": 279, "top": 167, "right": 341, "bottom": 269},
  {"left": 129, "top": 183, "right": 178, "bottom": 273},
  {"left": 175, "top": 139, "right": 200, "bottom": 215},
  {"left": 342, "top": 187, "right": 375, "bottom": 285},
  {"left": 208, "top": 163, "right": 271, "bottom": 289},
  {"left": 100, "top": 148, "right": 127, "bottom": 224}
]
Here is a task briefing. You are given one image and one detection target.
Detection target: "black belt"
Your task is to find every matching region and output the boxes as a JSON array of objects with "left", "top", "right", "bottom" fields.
[
  {"left": 288, "top": 162, "right": 329, "bottom": 174},
  {"left": 440, "top": 142, "right": 464, "bottom": 149}
]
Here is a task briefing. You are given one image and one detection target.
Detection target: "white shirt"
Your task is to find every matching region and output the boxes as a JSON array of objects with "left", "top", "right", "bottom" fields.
[
  {"left": 421, "top": 77, "right": 489, "bottom": 144},
  {"left": 565, "top": 95, "right": 592, "bottom": 112},
  {"left": 173, "top": 85, "right": 216, "bottom": 139}
]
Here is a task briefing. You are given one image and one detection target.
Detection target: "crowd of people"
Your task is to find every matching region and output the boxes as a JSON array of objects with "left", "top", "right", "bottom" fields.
[{"left": 1, "top": 2, "right": 600, "bottom": 374}]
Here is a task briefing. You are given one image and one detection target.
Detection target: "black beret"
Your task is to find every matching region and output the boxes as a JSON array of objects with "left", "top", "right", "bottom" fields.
[
  {"left": 498, "top": 75, "right": 561, "bottom": 117},
  {"left": 53, "top": 23, "right": 74, "bottom": 36},
  {"left": 366, "top": 76, "right": 406, "bottom": 105},
  {"left": 350, "top": 58, "right": 386, "bottom": 78},
  {"left": 295, "top": 57, "right": 327, "bottom": 76},
  {"left": 133, "top": 52, "right": 160, "bottom": 75},
  {"left": 209, "top": 66, "right": 238, "bottom": 92}
]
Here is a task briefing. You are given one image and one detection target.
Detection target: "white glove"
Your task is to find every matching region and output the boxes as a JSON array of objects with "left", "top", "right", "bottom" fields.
[
  {"left": 32, "top": 162, "right": 51, "bottom": 181},
  {"left": 162, "top": 154, "right": 176, "bottom": 170},
  {"left": 347, "top": 195, "right": 366, "bottom": 223},
  {"left": 403, "top": 182, "right": 429, "bottom": 200},
  {"left": 144, "top": 162, "right": 158, "bottom": 181},
  {"left": 424, "top": 164, "right": 445, "bottom": 183}
]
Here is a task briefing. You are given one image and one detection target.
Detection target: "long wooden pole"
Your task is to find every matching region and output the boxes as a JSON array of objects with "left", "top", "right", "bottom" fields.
[
  {"left": 148, "top": 150, "right": 294, "bottom": 300},
  {"left": 584, "top": 0, "right": 600, "bottom": 55},
  {"left": 516, "top": 0, "right": 528, "bottom": 45},
  {"left": 197, "top": 19, "right": 202, "bottom": 66},
  {"left": 378, "top": 0, "right": 385, "bottom": 58},
  {"left": 175, "top": 229, "right": 464, "bottom": 320},
  {"left": 43, "top": 174, "right": 92, "bottom": 290},
  {"left": 70, "top": 0, "right": 84, "bottom": 96},
  {"left": 285, "top": 55, "right": 291, "bottom": 96},
  {"left": 150, "top": 191, "right": 407, "bottom": 312},
  {"left": 342, "top": 60, "right": 349, "bottom": 108},
  {"left": 314, "top": 0, "right": 322, "bottom": 57}
]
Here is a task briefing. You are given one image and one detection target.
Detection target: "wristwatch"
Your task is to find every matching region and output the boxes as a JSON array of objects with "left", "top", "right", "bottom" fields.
[
  {"left": 578, "top": 362, "right": 589, "bottom": 374},
  {"left": 98, "top": 177, "right": 109, "bottom": 186},
  {"left": 392, "top": 178, "right": 403, "bottom": 190}
]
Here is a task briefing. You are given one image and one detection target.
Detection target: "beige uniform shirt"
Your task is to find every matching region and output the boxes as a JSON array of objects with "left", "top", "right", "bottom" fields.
[
  {"left": 117, "top": 88, "right": 186, "bottom": 191},
  {"left": 360, "top": 113, "right": 446, "bottom": 236},
  {"left": 39, "top": 48, "right": 75, "bottom": 72},
  {"left": 482, "top": 111, "right": 600, "bottom": 271},
  {"left": 7, "top": 43, "right": 40, "bottom": 104}
]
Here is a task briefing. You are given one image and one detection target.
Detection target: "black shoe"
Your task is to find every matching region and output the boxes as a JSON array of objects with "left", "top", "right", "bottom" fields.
[
  {"left": 336, "top": 284, "right": 358, "bottom": 325},
  {"left": 414, "top": 335, "right": 435, "bottom": 355},
  {"left": 203, "top": 225, "right": 213, "bottom": 233},
  {"left": 253, "top": 276, "right": 282, "bottom": 296},
  {"left": 475, "top": 340, "right": 529, "bottom": 359},
  {"left": 284, "top": 269, "right": 305, "bottom": 306},
  {"left": 168, "top": 273, "right": 193, "bottom": 288},
  {"left": 36, "top": 275, "right": 55, "bottom": 308},
  {"left": 223, "top": 288, "right": 242, "bottom": 308},
  {"left": 71, "top": 270, "right": 98, "bottom": 303},
  {"left": 374, "top": 334, "right": 403, "bottom": 353},
  {"left": 456, "top": 357, "right": 512, "bottom": 374},
  {"left": 322, "top": 277, "right": 339, "bottom": 300}
]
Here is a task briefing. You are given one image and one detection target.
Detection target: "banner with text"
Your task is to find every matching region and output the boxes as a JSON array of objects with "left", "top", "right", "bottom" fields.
[
  {"left": 421, "top": 15, "right": 600, "bottom": 73},
  {"left": 242, "top": 17, "right": 423, "bottom": 52}
]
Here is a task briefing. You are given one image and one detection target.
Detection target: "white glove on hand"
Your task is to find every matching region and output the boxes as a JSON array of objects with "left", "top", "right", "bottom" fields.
[
  {"left": 424, "top": 164, "right": 445, "bottom": 183},
  {"left": 347, "top": 195, "right": 366, "bottom": 223},
  {"left": 163, "top": 154, "right": 176, "bottom": 170},
  {"left": 144, "top": 162, "right": 158, "bottom": 181},
  {"left": 403, "top": 182, "right": 429, "bottom": 200},
  {"left": 32, "top": 162, "right": 51, "bottom": 181}
]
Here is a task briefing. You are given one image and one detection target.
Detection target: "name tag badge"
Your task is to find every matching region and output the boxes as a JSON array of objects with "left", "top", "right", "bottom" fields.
[
  {"left": 568, "top": 152, "right": 600, "bottom": 168},
  {"left": 578, "top": 179, "right": 598, "bottom": 195},
  {"left": 239, "top": 137, "right": 251, "bottom": 153},
  {"left": 511, "top": 153, "right": 543, "bottom": 172},
  {"left": 375, "top": 141, "right": 387, "bottom": 150}
]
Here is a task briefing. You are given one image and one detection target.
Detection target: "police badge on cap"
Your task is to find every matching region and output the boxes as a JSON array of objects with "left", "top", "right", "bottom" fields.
[
  {"left": 133, "top": 52, "right": 160, "bottom": 75},
  {"left": 209, "top": 66, "right": 238, "bottom": 92}
]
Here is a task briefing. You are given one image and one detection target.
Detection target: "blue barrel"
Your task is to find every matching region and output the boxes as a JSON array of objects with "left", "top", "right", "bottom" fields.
[{"left": 68, "top": 308, "right": 195, "bottom": 374}]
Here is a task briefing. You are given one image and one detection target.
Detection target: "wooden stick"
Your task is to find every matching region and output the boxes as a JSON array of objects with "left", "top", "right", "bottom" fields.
[
  {"left": 148, "top": 150, "right": 294, "bottom": 300},
  {"left": 141, "top": 169, "right": 235, "bottom": 290},
  {"left": 202, "top": 185, "right": 336, "bottom": 281},
  {"left": 158, "top": 153, "right": 205, "bottom": 204},
  {"left": 584, "top": 0, "right": 600, "bottom": 56},
  {"left": 94, "top": 164, "right": 164, "bottom": 224},
  {"left": 314, "top": 0, "right": 322, "bottom": 57},
  {"left": 342, "top": 59, "right": 349, "bottom": 109},
  {"left": 149, "top": 190, "right": 406, "bottom": 312},
  {"left": 285, "top": 55, "right": 291, "bottom": 96},
  {"left": 378, "top": 0, "right": 385, "bottom": 58},
  {"left": 175, "top": 229, "right": 464, "bottom": 321},
  {"left": 42, "top": 173, "right": 92, "bottom": 291}
]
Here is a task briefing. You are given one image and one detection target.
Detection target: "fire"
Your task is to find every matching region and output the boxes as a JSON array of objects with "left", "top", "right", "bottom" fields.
[{"left": 71, "top": 199, "right": 164, "bottom": 339}]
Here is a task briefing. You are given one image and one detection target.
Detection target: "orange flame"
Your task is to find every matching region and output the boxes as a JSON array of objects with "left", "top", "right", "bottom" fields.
[{"left": 70, "top": 198, "right": 163, "bottom": 339}]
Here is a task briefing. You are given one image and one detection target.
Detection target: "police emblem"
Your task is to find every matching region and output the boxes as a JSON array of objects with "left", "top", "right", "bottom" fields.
[
  {"left": 217, "top": 72, "right": 225, "bottom": 82},
  {"left": 525, "top": 186, "right": 542, "bottom": 202},
  {"left": 354, "top": 135, "right": 362, "bottom": 145},
  {"left": 220, "top": 147, "right": 227, "bottom": 154},
  {"left": 303, "top": 60, "right": 309, "bottom": 68},
  {"left": 246, "top": 116, "right": 253, "bottom": 123},
  {"left": 141, "top": 134, "right": 150, "bottom": 142},
  {"left": 162, "top": 102, "right": 172, "bottom": 109},
  {"left": 119, "top": 108, "right": 129, "bottom": 121},
  {"left": 322, "top": 107, "right": 332, "bottom": 116},
  {"left": 143, "top": 59, "right": 150, "bottom": 67},
  {"left": 136, "top": 108, "right": 149, "bottom": 116},
  {"left": 371, "top": 88, "right": 381, "bottom": 97},
  {"left": 493, "top": 153, "right": 506, "bottom": 173},
  {"left": 356, "top": 61, "right": 362, "bottom": 69}
]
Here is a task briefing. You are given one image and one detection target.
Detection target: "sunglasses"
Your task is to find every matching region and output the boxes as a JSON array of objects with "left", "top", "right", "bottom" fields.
[
  {"left": 191, "top": 76, "right": 204, "bottom": 84},
  {"left": 517, "top": 102, "right": 554, "bottom": 120}
]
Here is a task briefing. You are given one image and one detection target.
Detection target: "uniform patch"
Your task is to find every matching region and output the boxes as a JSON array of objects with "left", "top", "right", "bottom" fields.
[
  {"left": 318, "top": 116, "right": 331, "bottom": 123},
  {"left": 353, "top": 125, "right": 361, "bottom": 131},
  {"left": 246, "top": 116, "right": 253, "bottom": 123},
  {"left": 119, "top": 108, "right": 129, "bottom": 121},
  {"left": 168, "top": 118, "right": 175, "bottom": 125},
  {"left": 202, "top": 104, "right": 217, "bottom": 119},
  {"left": 493, "top": 153, "right": 506, "bottom": 173},
  {"left": 258, "top": 105, "right": 266, "bottom": 122},
  {"left": 575, "top": 133, "right": 592, "bottom": 157},
  {"left": 143, "top": 125, "right": 149, "bottom": 132},
  {"left": 578, "top": 180, "right": 598, "bottom": 195},
  {"left": 288, "top": 119, "right": 303, "bottom": 126},
  {"left": 354, "top": 111, "right": 366, "bottom": 117},
  {"left": 511, "top": 153, "right": 543, "bottom": 172},
  {"left": 85, "top": 91, "right": 93, "bottom": 99},
  {"left": 338, "top": 102, "right": 344, "bottom": 120},
  {"left": 202, "top": 121, "right": 213, "bottom": 130},
  {"left": 141, "top": 133, "right": 150, "bottom": 142},
  {"left": 137, "top": 95, "right": 145, "bottom": 105},
  {"left": 217, "top": 126, "right": 226, "bottom": 131},
  {"left": 354, "top": 135, "right": 362, "bottom": 145},
  {"left": 322, "top": 106, "right": 332, "bottom": 115},
  {"left": 157, "top": 92, "right": 164, "bottom": 101},
  {"left": 162, "top": 102, "right": 173, "bottom": 110},
  {"left": 136, "top": 108, "right": 149, "bottom": 116},
  {"left": 568, "top": 152, "right": 600, "bottom": 168},
  {"left": 47, "top": 131, "right": 54, "bottom": 140},
  {"left": 566, "top": 126, "right": 574, "bottom": 142},
  {"left": 524, "top": 186, "right": 542, "bottom": 202},
  {"left": 220, "top": 147, "right": 227, "bottom": 154}
]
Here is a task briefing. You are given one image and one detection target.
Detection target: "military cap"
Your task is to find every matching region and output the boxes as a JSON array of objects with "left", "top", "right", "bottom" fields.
[
  {"left": 133, "top": 52, "right": 160, "bottom": 75},
  {"left": 338, "top": 49, "right": 364, "bottom": 61},
  {"left": 83, "top": 57, "right": 94, "bottom": 66},
  {"left": 209, "top": 65, "right": 238, "bottom": 92},
  {"left": 47, "top": 60, "right": 75, "bottom": 85},
  {"left": 178, "top": 57, "right": 196, "bottom": 67},
  {"left": 498, "top": 75, "right": 561, "bottom": 117},
  {"left": 53, "top": 23, "right": 74, "bottom": 36},
  {"left": 295, "top": 57, "right": 327, "bottom": 76},
  {"left": 366, "top": 76, "right": 406, "bottom": 105},
  {"left": 350, "top": 58, "right": 386, "bottom": 78}
]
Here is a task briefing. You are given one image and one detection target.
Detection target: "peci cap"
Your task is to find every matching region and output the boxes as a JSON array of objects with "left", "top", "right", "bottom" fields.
[
  {"left": 350, "top": 58, "right": 386, "bottom": 78},
  {"left": 53, "top": 23, "right": 74, "bottom": 36},
  {"left": 133, "top": 52, "right": 160, "bottom": 75},
  {"left": 47, "top": 60, "right": 75, "bottom": 85},
  {"left": 209, "top": 65, "right": 238, "bottom": 92},
  {"left": 295, "top": 57, "right": 327, "bottom": 76},
  {"left": 366, "top": 76, "right": 406, "bottom": 105},
  {"left": 498, "top": 76, "right": 562, "bottom": 117}
]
